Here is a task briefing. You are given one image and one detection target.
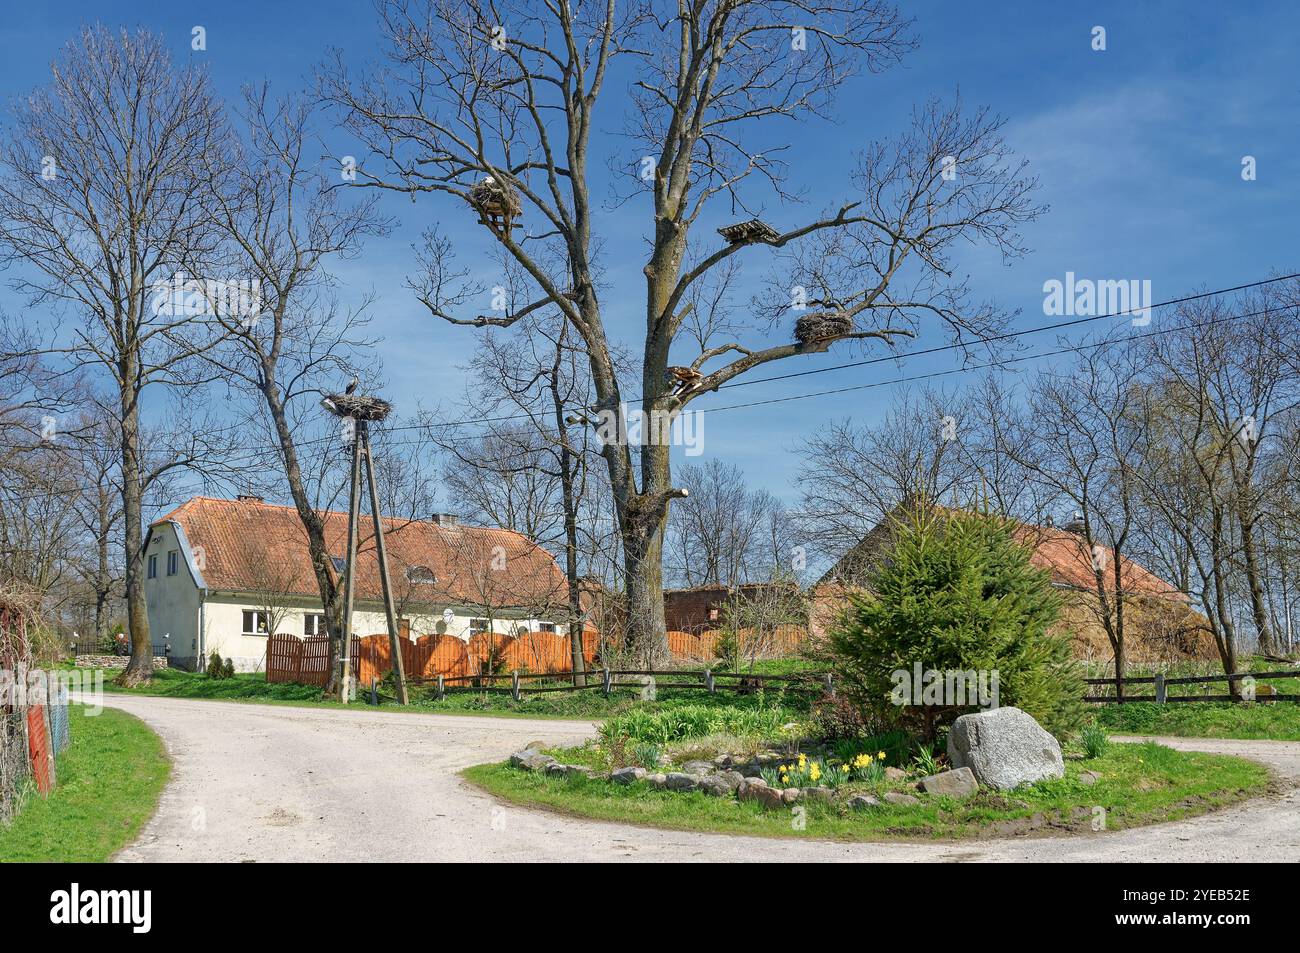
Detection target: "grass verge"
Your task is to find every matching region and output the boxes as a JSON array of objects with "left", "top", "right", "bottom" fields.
[
  {"left": 1094, "top": 701, "right": 1300, "bottom": 741},
  {"left": 0, "top": 706, "right": 170, "bottom": 862},
  {"left": 463, "top": 742, "right": 1270, "bottom": 841},
  {"left": 85, "top": 666, "right": 805, "bottom": 722}
]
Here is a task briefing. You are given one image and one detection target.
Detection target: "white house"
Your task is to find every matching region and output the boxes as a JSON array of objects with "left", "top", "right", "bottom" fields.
[{"left": 143, "top": 495, "right": 572, "bottom": 671}]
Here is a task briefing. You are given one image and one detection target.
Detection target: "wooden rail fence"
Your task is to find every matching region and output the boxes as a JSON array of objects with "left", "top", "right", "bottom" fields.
[{"left": 1083, "top": 670, "right": 1300, "bottom": 703}]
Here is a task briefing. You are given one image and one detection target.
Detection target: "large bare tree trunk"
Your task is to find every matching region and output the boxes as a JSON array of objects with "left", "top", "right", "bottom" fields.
[{"left": 119, "top": 372, "right": 152, "bottom": 685}]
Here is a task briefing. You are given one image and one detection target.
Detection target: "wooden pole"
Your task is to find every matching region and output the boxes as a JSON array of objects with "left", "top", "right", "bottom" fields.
[
  {"left": 338, "top": 421, "right": 364, "bottom": 703},
  {"left": 361, "top": 421, "right": 410, "bottom": 705}
]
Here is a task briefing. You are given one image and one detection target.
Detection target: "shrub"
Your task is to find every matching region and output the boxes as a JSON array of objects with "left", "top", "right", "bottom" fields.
[
  {"left": 207, "top": 651, "right": 226, "bottom": 679},
  {"left": 826, "top": 505, "right": 1086, "bottom": 742},
  {"left": 222, "top": 657, "right": 236, "bottom": 680}
]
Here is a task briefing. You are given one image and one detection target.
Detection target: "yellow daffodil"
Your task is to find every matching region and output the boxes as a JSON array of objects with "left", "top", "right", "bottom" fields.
[{"left": 877, "top": 751, "right": 886, "bottom": 760}]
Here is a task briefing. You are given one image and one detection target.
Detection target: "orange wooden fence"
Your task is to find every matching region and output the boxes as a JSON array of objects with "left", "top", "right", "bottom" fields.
[
  {"left": 267, "top": 630, "right": 600, "bottom": 687},
  {"left": 667, "top": 625, "right": 807, "bottom": 661},
  {"left": 267, "top": 624, "right": 802, "bottom": 688}
]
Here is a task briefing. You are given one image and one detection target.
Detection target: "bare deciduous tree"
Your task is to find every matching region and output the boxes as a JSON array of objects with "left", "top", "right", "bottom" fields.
[
  {"left": 0, "top": 27, "right": 234, "bottom": 683},
  {"left": 321, "top": 0, "right": 1043, "bottom": 656}
]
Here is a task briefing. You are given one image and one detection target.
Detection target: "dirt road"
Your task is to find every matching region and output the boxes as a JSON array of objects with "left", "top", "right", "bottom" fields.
[{"left": 99, "top": 695, "right": 1299, "bottom": 862}]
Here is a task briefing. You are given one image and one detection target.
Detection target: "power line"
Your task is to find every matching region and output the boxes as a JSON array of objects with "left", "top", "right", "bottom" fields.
[
  {"left": 1, "top": 297, "right": 1285, "bottom": 506},
  {"left": 5, "top": 271, "right": 1294, "bottom": 501}
]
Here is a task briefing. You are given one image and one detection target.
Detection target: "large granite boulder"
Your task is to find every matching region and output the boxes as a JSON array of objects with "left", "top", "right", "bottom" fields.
[{"left": 947, "top": 707, "right": 1064, "bottom": 791}]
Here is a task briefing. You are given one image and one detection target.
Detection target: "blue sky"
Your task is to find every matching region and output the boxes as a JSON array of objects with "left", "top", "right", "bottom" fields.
[{"left": 3, "top": 1, "right": 1298, "bottom": 506}]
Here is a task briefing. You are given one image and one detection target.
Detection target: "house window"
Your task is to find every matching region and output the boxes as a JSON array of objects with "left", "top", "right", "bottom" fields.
[
  {"left": 147, "top": 555, "right": 158, "bottom": 579},
  {"left": 167, "top": 550, "right": 179, "bottom": 576},
  {"left": 304, "top": 614, "right": 326, "bottom": 637},
  {"left": 538, "top": 622, "right": 557, "bottom": 634},
  {"left": 242, "top": 610, "right": 271, "bottom": 637},
  {"left": 405, "top": 565, "right": 436, "bottom": 584},
  {"left": 469, "top": 618, "right": 489, "bottom": 635}
]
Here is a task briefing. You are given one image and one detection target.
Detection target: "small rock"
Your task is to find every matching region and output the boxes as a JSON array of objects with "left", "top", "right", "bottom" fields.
[
  {"left": 648, "top": 773, "right": 668, "bottom": 789},
  {"left": 524, "top": 740, "right": 548, "bottom": 751},
  {"left": 802, "top": 786, "right": 834, "bottom": 804},
  {"left": 1079, "top": 770, "right": 1100, "bottom": 786},
  {"left": 610, "top": 766, "right": 647, "bottom": 785},
  {"left": 847, "top": 794, "right": 880, "bottom": 810},
  {"left": 680, "top": 760, "right": 715, "bottom": 776},
  {"left": 664, "top": 772, "right": 699, "bottom": 792},
  {"left": 918, "top": 767, "right": 979, "bottom": 799},
  {"left": 782, "top": 787, "right": 802, "bottom": 804},
  {"left": 737, "top": 778, "right": 785, "bottom": 810},
  {"left": 738, "top": 762, "right": 765, "bottom": 778},
  {"left": 882, "top": 791, "right": 921, "bottom": 807},
  {"left": 884, "top": 767, "right": 907, "bottom": 782},
  {"left": 697, "top": 772, "right": 743, "bottom": 797},
  {"left": 713, "top": 755, "right": 733, "bottom": 768},
  {"left": 510, "top": 750, "right": 557, "bottom": 772}
]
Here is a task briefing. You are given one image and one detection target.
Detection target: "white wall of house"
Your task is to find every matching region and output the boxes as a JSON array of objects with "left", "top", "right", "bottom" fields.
[{"left": 144, "top": 520, "right": 567, "bottom": 672}]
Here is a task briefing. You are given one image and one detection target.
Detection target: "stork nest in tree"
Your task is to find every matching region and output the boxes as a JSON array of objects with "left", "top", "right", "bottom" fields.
[
  {"left": 717, "top": 219, "right": 779, "bottom": 245},
  {"left": 469, "top": 177, "right": 523, "bottom": 217},
  {"left": 794, "top": 311, "right": 853, "bottom": 345},
  {"left": 322, "top": 394, "right": 393, "bottom": 422}
]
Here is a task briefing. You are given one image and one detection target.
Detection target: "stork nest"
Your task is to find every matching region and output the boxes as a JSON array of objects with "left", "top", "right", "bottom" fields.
[
  {"left": 322, "top": 393, "right": 393, "bottom": 422},
  {"left": 794, "top": 311, "right": 853, "bottom": 345},
  {"left": 469, "top": 177, "right": 523, "bottom": 217},
  {"left": 717, "top": 219, "right": 779, "bottom": 245}
]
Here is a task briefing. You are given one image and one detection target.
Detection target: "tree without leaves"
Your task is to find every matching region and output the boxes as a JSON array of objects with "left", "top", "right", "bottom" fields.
[
  {"left": 0, "top": 27, "right": 236, "bottom": 684},
  {"left": 667, "top": 458, "right": 795, "bottom": 588},
  {"left": 200, "top": 85, "right": 390, "bottom": 696},
  {"left": 322, "top": 0, "right": 1044, "bottom": 657}
]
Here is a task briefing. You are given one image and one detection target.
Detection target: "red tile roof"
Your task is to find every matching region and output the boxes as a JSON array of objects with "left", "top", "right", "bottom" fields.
[
  {"left": 1011, "top": 524, "right": 1182, "bottom": 598},
  {"left": 152, "top": 497, "right": 567, "bottom": 610},
  {"left": 816, "top": 507, "right": 1185, "bottom": 600}
]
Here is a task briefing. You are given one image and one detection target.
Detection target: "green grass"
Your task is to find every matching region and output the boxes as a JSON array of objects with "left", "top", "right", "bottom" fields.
[
  {"left": 464, "top": 741, "right": 1270, "bottom": 841},
  {"left": 1095, "top": 701, "right": 1300, "bottom": 741},
  {"left": 0, "top": 706, "right": 170, "bottom": 862},
  {"left": 84, "top": 666, "right": 807, "bottom": 722}
]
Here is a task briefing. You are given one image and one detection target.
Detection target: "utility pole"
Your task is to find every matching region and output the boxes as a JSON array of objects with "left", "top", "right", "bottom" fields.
[
  {"left": 361, "top": 418, "right": 410, "bottom": 704},
  {"left": 322, "top": 389, "right": 410, "bottom": 705}
]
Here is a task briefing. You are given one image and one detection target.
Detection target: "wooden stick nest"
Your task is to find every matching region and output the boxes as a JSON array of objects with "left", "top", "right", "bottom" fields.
[
  {"left": 794, "top": 311, "right": 853, "bottom": 345},
  {"left": 717, "top": 219, "right": 779, "bottom": 245},
  {"left": 469, "top": 176, "right": 523, "bottom": 218},
  {"left": 322, "top": 394, "right": 393, "bottom": 422}
]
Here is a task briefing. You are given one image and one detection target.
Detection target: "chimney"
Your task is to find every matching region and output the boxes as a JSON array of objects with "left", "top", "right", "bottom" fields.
[
  {"left": 1064, "top": 511, "right": 1085, "bottom": 534},
  {"left": 430, "top": 513, "right": 458, "bottom": 526},
  {"left": 236, "top": 494, "right": 264, "bottom": 504}
]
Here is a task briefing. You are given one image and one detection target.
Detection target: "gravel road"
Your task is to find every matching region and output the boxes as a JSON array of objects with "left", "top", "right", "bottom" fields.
[{"left": 98, "top": 694, "right": 1299, "bottom": 862}]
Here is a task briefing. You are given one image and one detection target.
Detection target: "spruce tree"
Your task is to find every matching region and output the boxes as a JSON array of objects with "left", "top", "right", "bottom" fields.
[{"left": 827, "top": 505, "right": 1085, "bottom": 741}]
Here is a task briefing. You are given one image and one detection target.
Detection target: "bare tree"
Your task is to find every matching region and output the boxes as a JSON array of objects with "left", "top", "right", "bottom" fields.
[
  {"left": 796, "top": 387, "right": 983, "bottom": 579},
  {"left": 321, "top": 1, "right": 1043, "bottom": 655},
  {"left": 434, "top": 314, "right": 612, "bottom": 681},
  {"left": 200, "top": 85, "right": 388, "bottom": 696},
  {"left": 667, "top": 459, "right": 794, "bottom": 587},
  {"left": 0, "top": 27, "right": 234, "bottom": 683},
  {"left": 1002, "top": 336, "right": 1149, "bottom": 696}
]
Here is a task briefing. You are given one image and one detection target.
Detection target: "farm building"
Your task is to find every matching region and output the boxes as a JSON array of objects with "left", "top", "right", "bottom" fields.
[
  {"left": 143, "top": 496, "right": 574, "bottom": 671},
  {"left": 809, "top": 509, "right": 1216, "bottom": 664}
]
